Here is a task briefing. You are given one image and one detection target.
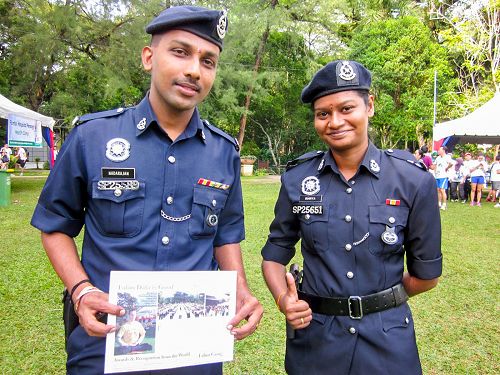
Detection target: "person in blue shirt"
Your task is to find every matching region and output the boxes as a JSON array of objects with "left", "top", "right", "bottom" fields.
[
  {"left": 261, "top": 60, "right": 442, "bottom": 374},
  {"left": 31, "top": 6, "right": 263, "bottom": 375}
]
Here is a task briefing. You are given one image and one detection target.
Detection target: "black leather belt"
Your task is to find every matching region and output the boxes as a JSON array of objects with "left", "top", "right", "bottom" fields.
[{"left": 297, "top": 283, "right": 408, "bottom": 319}]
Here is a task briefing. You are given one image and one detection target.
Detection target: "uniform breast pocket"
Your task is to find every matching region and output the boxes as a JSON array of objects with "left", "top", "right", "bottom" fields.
[
  {"left": 90, "top": 180, "right": 145, "bottom": 237},
  {"left": 368, "top": 205, "right": 408, "bottom": 256},
  {"left": 189, "top": 186, "right": 229, "bottom": 239},
  {"left": 298, "top": 205, "right": 330, "bottom": 254}
]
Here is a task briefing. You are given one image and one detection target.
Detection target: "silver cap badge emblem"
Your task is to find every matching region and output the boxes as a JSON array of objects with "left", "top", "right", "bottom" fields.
[
  {"left": 339, "top": 61, "right": 356, "bottom": 81},
  {"left": 217, "top": 10, "right": 228, "bottom": 39}
]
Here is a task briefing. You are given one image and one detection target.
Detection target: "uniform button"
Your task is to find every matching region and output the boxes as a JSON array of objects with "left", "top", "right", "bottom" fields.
[
  {"left": 389, "top": 216, "right": 396, "bottom": 224},
  {"left": 387, "top": 149, "right": 394, "bottom": 153},
  {"left": 346, "top": 271, "right": 354, "bottom": 279},
  {"left": 346, "top": 188, "right": 352, "bottom": 194},
  {"left": 349, "top": 327, "right": 356, "bottom": 334},
  {"left": 161, "top": 236, "right": 170, "bottom": 245},
  {"left": 405, "top": 317, "right": 409, "bottom": 324},
  {"left": 345, "top": 244, "right": 352, "bottom": 251},
  {"left": 304, "top": 214, "right": 311, "bottom": 220},
  {"left": 350, "top": 180, "right": 356, "bottom": 185},
  {"left": 168, "top": 156, "right": 176, "bottom": 163},
  {"left": 345, "top": 215, "right": 352, "bottom": 222},
  {"left": 114, "top": 189, "right": 122, "bottom": 197},
  {"left": 117, "top": 107, "right": 124, "bottom": 113},
  {"left": 167, "top": 196, "right": 173, "bottom": 204},
  {"left": 212, "top": 199, "right": 217, "bottom": 207}
]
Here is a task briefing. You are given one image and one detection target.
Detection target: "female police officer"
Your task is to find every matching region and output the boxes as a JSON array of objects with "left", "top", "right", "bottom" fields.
[{"left": 261, "top": 60, "right": 442, "bottom": 374}]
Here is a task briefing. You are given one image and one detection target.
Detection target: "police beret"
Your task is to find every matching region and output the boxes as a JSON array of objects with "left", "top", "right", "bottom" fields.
[
  {"left": 146, "top": 6, "right": 228, "bottom": 51},
  {"left": 301, "top": 60, "right": 372, "bottom": 104}
]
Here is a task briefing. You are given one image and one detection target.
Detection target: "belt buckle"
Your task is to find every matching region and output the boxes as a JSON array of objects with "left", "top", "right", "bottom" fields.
[{"left": 348, "top": 296, "right": 363, "bottom": 319}]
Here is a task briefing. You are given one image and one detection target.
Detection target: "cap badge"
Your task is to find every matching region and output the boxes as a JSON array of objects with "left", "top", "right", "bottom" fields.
[
  {"left": 301, "top": 176, "right": 320, "bottom": 196},
  {"left": 339, "top": 61, "right": 356, "bottom": 81},
  {"left": 216, "top": 10, "right": 228, "bottom": 39},
  {"left": 136, "top": 118, "right": 146, "bottom": 130},
  {"left": 370, "top": 159, "right": 380, "bottom": 172},
  {"left": 106, "top": 138, "right": 130, "bottom": 162}
]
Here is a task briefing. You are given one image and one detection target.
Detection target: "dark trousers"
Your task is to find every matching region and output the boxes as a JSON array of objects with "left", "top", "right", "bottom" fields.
[
  {"left": 450, "top": 182, "right": 460, "bottom": 200},
  {"left": 462, "top": 180, "right": 471, "bottom": 201}
]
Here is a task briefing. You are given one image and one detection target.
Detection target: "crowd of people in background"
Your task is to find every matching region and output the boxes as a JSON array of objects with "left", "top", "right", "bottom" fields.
[
  {"left": 414, "top": 145, "right": 500, "bottom": 209},
  {"left": 0, "top": 144, "right": 28, "bottom": 174}
]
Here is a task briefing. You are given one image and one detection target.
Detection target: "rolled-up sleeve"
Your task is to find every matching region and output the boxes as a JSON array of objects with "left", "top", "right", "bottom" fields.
[
  {"left": 261, "top": 176, "right": 300, "bottom": 265},
  {"left": 405, "top": 172, "right": 443, "bottom": 279},
  {"left": 31, "top": 128, "right": 87, "bottom": 237},
  {"left": 213, "top": 152, "right": 245, "bottom": 247}
]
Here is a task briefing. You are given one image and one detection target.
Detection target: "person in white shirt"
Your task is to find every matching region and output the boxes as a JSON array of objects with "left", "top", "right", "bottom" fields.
[
  {"left": 433, "top": 146, "right": 453, "bottom": 210},
  {"left": 489, "top": 154, "right": 500, "bottom": 208},
  {"left": 15, "top": 146, "right": 28, "bottom": 176},
  {"left": 469, "top": 153, "right": 488, "bottom": 206}
]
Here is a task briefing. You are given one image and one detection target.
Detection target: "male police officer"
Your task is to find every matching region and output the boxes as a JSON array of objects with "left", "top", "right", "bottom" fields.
[
  {"left": 261, "top": 60, "right": 442, "bottom": 374},
  {"left": 31, "top": 6, "right": 263, "bottom": 374}
]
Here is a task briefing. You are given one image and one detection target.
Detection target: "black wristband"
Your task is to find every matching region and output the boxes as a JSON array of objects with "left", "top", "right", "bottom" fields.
[{"left": 69, "top": 279, "right": 91, "bottom": 302}]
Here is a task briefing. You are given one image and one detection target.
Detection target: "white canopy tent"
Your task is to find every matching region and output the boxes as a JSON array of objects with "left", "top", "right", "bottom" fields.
[
  {"left": 433, "top": 92, "right": 500, "bottom": 144},
  {"left": 0, "top": 93, "right": 55, "bottom": 130}
]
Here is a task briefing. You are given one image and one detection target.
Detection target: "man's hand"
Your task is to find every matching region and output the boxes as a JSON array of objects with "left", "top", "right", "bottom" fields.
[
  {"left": 227, "top": 291, "right": 263, "bottom": 340},
  {"left": 278, "top": 273, "right": 312, "bottom": 330},
  {"left": 76, "top": 291, "right": 125, "bottom": 337}
]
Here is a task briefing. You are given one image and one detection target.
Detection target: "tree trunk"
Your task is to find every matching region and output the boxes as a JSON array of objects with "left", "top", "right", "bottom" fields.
[{"left": 237, "top": 0, "right": 278, "bottom": 148}]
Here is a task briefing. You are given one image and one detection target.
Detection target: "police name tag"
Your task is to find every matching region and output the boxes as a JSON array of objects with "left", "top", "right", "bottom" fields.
[
  {"left": 299, "top": 195, "right": 322, "bottom": 202},
  {"left": 292, "top": 205, "right": 323, "bottom": 215},
  {"left": 102, "top": 168, "right": 135, "bottom": 179}
]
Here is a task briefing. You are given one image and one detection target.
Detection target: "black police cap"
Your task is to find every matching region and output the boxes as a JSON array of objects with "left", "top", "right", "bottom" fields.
[
  {"left": 146, "top": 6, "right": 228, "bottom": 51},
  {"left": 301, "top": 60, "right": 372, "bottom": 104}
]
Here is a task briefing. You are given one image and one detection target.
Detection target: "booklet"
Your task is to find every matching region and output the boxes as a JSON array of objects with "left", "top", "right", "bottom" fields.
[{"left": 104, "top": 270, "right": 236, "bottom": 373}]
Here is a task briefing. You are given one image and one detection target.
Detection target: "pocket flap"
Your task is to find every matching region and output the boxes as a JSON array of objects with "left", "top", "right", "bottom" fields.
[
  {"left": 369, "top": 205, "right": 409, "bottom": 226},
  {"left": 193, "top": 185, "right": 229, "bottom": 209},
  {"left": 92, "top": 180, "right": 145, "bottom": 203}
]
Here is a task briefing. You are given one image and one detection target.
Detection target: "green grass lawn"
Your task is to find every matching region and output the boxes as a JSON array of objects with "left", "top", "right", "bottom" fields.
[{"left": 0, "top": 175, "right": 498, "bottom": 374}]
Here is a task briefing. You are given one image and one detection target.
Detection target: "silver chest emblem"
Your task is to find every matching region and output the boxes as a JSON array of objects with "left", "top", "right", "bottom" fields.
[
  {"left": 106, "top": 138, "right": 130, "bottom": 162},
  {"left": 381, "top": 226, "right": 398, "bottom": 245},
  {"left": 301, "top": 176, "right": 321, "bottom": 196},
  {"left": 339, "top": 61, "right": 356, "bottom": 81}
]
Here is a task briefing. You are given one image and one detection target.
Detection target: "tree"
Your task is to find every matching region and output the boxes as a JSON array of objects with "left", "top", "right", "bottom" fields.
[{"left": 349, "top": 16, "right": 456, "bottom": 149}]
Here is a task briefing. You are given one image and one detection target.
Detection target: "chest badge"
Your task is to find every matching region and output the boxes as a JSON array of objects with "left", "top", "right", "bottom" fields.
[
  {"left": 106, "top": 138, "right": 130, "bottom": 162},
  {"left": 301, "top": 176, "right": 320, "bottom": 195},
  {"left": 370, "top": 159, "right": 380, "bottom": 173},
  {"left": 381, "top": 226, "right": 398, "bottom": 245}
]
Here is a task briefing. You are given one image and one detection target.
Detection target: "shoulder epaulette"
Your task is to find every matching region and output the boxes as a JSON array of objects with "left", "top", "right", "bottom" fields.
[
  {"left": 385, "top": 149, "right": 427, "bottom": 171},
  {"left": 72, "top": 107, "right": 130, "bottom": 126},
  {"left": 286, "top": 150, "right": 324, "bottom": 170},
  {"left": 203, "top": 120, "right": 239, "bottom": 151}
]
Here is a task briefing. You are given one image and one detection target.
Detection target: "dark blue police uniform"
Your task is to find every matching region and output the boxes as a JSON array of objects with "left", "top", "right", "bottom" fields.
[
  {"left": 31, "top": 95, "right": 244, "bottom": 374},
  {"left": 261, "top": 143, "right": 443, "bottom": 374}
]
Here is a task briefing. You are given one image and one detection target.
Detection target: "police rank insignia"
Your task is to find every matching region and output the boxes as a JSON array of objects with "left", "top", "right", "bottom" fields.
[
  {"left": 381, "top": 226, "right": 398, "bottom": 245},
  {"left": 217, "top": 10, "right": 228, "bottom": 39},
  {"left": 301, "top": 176, "right": 320, "bottom": 195},
  {"left": 338, "top": 61, "right": 356, "bottom": 81},
  {"left": 370, "top": 159, "right": 380, "bottom": 172},
  {"left": 106, "top": 138, "right": 130, "bottom": 162}
]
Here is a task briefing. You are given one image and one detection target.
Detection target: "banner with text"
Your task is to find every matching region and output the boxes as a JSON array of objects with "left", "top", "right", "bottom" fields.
[{"left": 8, "top": 114, "right": 43, "bottom": 147}]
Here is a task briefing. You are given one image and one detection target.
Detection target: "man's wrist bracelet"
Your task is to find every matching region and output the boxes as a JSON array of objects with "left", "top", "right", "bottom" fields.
[
  {"left": 70, "top": 278, "right": 91, "bottom": 302},
  {"left": 74, "top": 286, "right": 104, "bottom": 313}
]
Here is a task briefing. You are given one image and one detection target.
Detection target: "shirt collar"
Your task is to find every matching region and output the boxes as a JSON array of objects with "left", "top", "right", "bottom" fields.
[
  {"left": 134, "top": 95, "right": 206, "bottom": 144},
  {"left": 317, "top": 141, "right": 381, "bottom": 179}
]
